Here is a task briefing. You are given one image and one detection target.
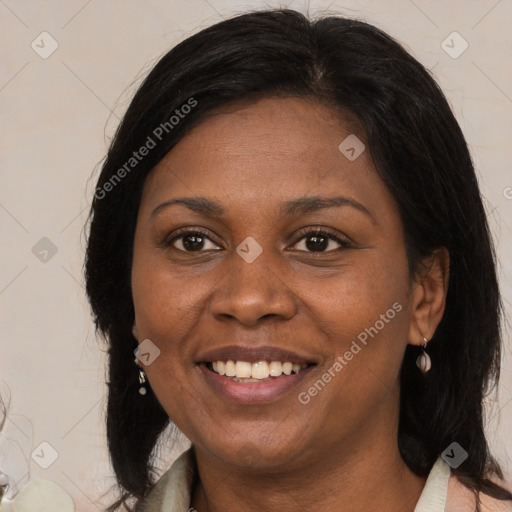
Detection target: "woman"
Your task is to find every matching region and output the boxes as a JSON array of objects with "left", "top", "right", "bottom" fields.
[{"left": 84, "top": 8, "right": 512, "bottom": 512}]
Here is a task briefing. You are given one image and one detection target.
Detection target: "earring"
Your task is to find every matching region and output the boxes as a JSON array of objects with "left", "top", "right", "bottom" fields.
[
  {"left": 416, "top": 336, "right": 431, "bottom": 373},
  {"left": 134, "top": 357, "right": 148, "bottom": 395}
]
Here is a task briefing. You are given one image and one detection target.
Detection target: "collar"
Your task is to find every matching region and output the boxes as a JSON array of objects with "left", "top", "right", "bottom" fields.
[
  {"left": 137, "top": 448, "right": 506, "bottom": 512},
  {"left": 414, "top": 456, "right": 450, "bottom": 511}
]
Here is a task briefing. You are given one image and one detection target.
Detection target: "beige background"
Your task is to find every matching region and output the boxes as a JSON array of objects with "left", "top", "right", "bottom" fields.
[{"left": 1, "top": 0, "right": 511, "bottom": 510}]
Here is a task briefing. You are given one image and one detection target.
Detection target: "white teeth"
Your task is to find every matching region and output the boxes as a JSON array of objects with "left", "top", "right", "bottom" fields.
[
  {"left": 282, "top": 362, "right": 293, "bottom": 375},
  {"left": 269, "top": 361, "right": 283, "bottom": 376},
  {"left": 225, "top": 360, "right": 236, "bottom": 377},
  {"left": 235, "top": 361, "right": 252, "bottom": 378},
  {"left": 252, "top": 361, "right": 269, "bottom": 379},
  {"left": 209, "top": 360, "right": 308, "bottom": 380}
]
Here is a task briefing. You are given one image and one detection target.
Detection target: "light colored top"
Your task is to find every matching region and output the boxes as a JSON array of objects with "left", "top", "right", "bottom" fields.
[{"left": 136, "top": 448, "right": 512, "bottom": 512}]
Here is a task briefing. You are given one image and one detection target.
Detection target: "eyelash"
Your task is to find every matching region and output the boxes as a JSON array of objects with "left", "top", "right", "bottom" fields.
[{"left": 163, "top": 227, "right": 351, "bottom": 254}]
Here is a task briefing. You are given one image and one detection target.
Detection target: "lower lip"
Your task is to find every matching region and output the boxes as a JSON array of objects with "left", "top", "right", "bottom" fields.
[{"left": 198, "top": 364, "right": 316, "bottom": 404}]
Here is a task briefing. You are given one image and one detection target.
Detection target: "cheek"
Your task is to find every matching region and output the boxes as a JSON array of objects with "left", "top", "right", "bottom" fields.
[
  {"left": 131, "top": 238, "right": 187, "bottom": 380},
  {"left": 131, "top": 241, "right": 210, "bottom": 340},
  {"left": 130, "top": 240, "right": 222, "bottom": 397},
  {"left": 311, "top": 248, "right": 411, "bottom": 389},
  {"left": 314, "top": 247, "right": 409, "bottom": 335},
  {"left": 131, "top": 256, "right": 201, "bottom": 424}
]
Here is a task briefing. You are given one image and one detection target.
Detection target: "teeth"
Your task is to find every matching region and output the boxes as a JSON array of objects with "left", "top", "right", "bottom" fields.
[
  {"left": 209, "top": 360, "right": 309, "bottom": 380},
  {"left": 225, "top": 360, "right": 236, "bottom": 377},
  {"left": 269, "top": 361, "right": 282, "bottom": 377},
  {"left": 252, "top": 361, "right": 269, "bottom": 379},
  {"left": 235, "top": 361, "right": 252, "bottom": 378}
]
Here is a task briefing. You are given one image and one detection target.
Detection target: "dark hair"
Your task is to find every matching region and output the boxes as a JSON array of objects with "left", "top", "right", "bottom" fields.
[{"left": 84, "top": 8, "right": 512, "bottom": 511}]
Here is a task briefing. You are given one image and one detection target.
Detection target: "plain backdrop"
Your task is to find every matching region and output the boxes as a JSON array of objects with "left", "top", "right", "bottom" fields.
[{"left": 1, "top": 0, "right": 511, "bottom": 510}]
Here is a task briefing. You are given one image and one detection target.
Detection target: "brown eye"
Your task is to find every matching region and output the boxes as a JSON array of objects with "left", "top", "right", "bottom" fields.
[
  {"left": 166, "top": 229, "right": 221, "bottom": 252},
  {"left": 291, "top": 229, "right": 350, "bottom": 253}
]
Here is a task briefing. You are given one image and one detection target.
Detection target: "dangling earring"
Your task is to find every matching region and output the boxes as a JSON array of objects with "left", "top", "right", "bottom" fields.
[
  {"left": 134, "top": 357, "right": 148, "bottom": 395},
  {"left": 416, "top": 336, "right": 431, "bottom": 373}
]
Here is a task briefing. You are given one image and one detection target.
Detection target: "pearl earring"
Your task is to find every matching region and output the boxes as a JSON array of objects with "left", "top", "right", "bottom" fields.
[
  {"left": 134, "top": 356, "right": 148, "bottom": 395},
  {"left": 416, "top": 336, "right": 431, "bottom": 373}
]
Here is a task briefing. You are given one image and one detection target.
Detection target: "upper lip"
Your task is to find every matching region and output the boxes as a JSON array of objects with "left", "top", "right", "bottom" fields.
[{"left": 196, "top": 345, "right": 317, "bottom": 365}]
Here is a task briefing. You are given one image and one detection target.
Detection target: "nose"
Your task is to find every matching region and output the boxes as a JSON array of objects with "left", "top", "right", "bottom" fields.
[{"left": 209, "top": 245, "right": 297, "bottom": 326}]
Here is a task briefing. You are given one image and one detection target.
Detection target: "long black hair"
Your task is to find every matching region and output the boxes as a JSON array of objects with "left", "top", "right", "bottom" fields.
[{"left": 84, "top": 8, "right": 512, "bottom": 511}]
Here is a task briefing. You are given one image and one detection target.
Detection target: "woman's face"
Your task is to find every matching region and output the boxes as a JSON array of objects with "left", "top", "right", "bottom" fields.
[{"left": 131, "top": 96, "right": 417, "bottom": 468}]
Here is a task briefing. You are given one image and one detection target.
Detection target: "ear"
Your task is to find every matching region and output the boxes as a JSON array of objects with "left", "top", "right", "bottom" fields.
[
  {"left": 132, "top": 322, "right": 138, "bottom": 341},
  {"left": 408, "top": 247, "right": 450, "bottom": 346}
]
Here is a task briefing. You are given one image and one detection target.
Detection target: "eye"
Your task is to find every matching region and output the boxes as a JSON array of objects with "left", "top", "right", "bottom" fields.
[
  {"left": 165, "top": 228, "right": 221, "bottom": 252},
  {"left": 163, "top": 227, "right": 351, "bottom": 254},
  {"left": 290, "top": 228, "right": 350, "bottom": 253}
]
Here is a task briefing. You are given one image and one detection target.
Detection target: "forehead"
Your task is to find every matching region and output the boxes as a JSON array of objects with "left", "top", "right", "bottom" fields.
[{"left": 139, "top": 96, "right": 394, "bottom": 221}]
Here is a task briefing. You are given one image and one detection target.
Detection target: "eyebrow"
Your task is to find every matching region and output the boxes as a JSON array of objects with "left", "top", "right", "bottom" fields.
[{"left": 150, "top": 195, "right": 375, "bottom": 223}]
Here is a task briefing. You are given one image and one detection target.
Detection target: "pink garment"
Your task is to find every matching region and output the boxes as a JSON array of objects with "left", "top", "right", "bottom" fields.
[{"left": 446, "top": 471, "right": 512, "bottom": 512}]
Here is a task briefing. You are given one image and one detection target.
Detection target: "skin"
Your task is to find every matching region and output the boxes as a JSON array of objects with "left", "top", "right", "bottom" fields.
[{"left": 131, "top": 96, "right": 449, "bottom": 512}]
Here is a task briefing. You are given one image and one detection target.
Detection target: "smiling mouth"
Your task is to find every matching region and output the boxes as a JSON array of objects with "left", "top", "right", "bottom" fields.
[{"left": 202, "top": 360, "right": 314, "bottom": 382}]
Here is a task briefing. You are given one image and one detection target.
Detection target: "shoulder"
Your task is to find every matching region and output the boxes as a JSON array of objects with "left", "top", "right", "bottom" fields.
[{"left": 445, "top": 474, "right": 512, "bottom": 512}]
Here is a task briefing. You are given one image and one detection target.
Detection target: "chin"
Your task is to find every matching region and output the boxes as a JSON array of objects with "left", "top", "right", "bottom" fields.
[{"left": 203, "top": 431, "right": 307, "bottom": 470}]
